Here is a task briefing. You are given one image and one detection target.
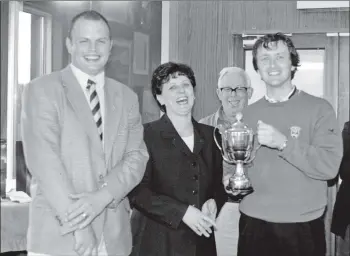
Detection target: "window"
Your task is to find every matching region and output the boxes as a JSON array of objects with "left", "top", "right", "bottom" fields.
[{"left": 5, "top": 1, "right": 52, "bottom": 192}]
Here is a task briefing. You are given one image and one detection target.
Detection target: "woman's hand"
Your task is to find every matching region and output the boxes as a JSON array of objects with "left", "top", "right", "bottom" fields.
[
  {"left": 201, "top": 198, "right": 217, "bottom": 223},
  {"left": 182, "top": 205, "right": 217, "bottom": 237}
]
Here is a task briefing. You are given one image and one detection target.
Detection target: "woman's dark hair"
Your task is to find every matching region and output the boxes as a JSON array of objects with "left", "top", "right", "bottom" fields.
[
  {"left": 151, "top": 62, "right": 196, "bottom": 112},
  {"left": 252, "top": 33, "right": 300, "bottom": 80}
]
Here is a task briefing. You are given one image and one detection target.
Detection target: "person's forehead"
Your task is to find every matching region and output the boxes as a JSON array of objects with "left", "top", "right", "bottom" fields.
[
  {"left": 257, "top": 41, "right": 289, "bottom": 55},
  {"left": 71, "top": 18, "right": 109, "bottom": 37},
  {"left": 218, "top": 72, "right": 246, "bottom": 88},
  {"left": 167, "top": 74, "right": 190, "bottom": 84}
]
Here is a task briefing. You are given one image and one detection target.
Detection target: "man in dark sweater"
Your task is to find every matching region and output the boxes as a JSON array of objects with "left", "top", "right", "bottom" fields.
[{"left": 238, "top": 33, "right": 343, "bottom": 256}]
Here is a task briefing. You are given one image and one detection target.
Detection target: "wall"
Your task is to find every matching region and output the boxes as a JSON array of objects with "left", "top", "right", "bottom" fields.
[
  {"left": 53, "top": 1, "right": 162, "bottom": 123},
  {"left": 165, "top": 1, "right": 349, "bottom": 120}
]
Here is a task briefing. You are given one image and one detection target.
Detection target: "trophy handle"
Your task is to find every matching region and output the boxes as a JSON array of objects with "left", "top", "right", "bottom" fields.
[
  {"left": 213, "top": 126, "right": 223, "bottom": 152},
  {"left": 213, "top": 126, "right": 236, "bottom": 164},
  {"left": 245, "top": 144, "right": 261, "bottom": 164}
]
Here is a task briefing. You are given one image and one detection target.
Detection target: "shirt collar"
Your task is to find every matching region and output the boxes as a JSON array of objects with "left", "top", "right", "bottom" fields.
[
  {"left": 216, "top": 106, "right": 236, "bottom": 127},
  {"left": 265, "top": 86, "right": 297, "bottom": 103},
  {"left": 70, "top": 64, "right": 105, "bottom": 90}
]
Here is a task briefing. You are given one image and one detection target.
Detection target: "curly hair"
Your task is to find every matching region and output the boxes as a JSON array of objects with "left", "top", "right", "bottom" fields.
[
  {"left": 252, "top": 33, "right": 300, "bottom": 80},
  {"left": 151, "top": 62, "right": 196, "bottom": 112}
]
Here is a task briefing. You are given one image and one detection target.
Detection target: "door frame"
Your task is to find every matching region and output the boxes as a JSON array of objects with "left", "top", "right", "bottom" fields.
[{"left": 6, "top": 1, "right": 52, "bottom": 190}]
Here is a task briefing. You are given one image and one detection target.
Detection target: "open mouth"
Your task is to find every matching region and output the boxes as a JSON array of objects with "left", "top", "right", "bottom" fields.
[
  {"left": 228, "top": 100, "right": 240, "bottom": 107},
  {"left": 84, "top": 55, "right": 101, "bottom": 62},
  {"left": 176, "top": 97, "right": 188, "bottom": 105},
  {"left": 268, "top": 71, "right": 280, "bottom": 76}
]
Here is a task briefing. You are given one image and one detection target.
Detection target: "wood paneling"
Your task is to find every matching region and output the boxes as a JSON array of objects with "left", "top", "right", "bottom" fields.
[
  {"left": 167, "top": 1, "right": 349, "bottom": 120},
  {"left": 172, "top": 1, "right": 232, "bottom": 119}
]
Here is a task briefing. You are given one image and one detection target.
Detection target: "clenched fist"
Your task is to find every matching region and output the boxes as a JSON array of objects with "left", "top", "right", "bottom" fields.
[{"left": 257, "top": 120, "right": 287, "bottom": 150}]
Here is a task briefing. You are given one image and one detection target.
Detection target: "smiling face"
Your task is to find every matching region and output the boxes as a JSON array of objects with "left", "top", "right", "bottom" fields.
[
  {"left": 256, "top": 41, "right": 293, "bottom": 88},
  {"left": 217, "top": 72, "right": 249, "bottom": 119},
  {"left": 156, "top": 73, "right": 195, "bottom": 117},
  {"left": 66, "top": 18, "right": 112, "bottom": 76}
]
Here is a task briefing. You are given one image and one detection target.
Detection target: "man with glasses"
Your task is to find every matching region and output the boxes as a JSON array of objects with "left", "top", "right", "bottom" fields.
[
  {"left": 199, "top": 67, "right": 253, "bottom": 256},
  {"left": 200, "top": 67, "right": 253, "bottom": 128}
]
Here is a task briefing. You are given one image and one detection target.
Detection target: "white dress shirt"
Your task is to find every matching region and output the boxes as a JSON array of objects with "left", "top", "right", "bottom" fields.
[{"left": 181, "top": 134, "right": 194, "bottom": 152}]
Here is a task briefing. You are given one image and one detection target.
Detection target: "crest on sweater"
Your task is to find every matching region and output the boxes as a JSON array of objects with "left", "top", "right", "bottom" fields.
[{"left": 290, "top": 126, "right": 301, "bottom": 138}]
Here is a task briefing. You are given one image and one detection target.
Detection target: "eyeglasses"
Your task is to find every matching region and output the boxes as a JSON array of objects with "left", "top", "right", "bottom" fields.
[{"left": 220, "top": 87, "right": 248, "bottom": 95}]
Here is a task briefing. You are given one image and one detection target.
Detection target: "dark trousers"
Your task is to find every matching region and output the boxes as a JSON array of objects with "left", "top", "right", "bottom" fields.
[{"left": 237, "top": 213, "right": 326, "bottom": 256}]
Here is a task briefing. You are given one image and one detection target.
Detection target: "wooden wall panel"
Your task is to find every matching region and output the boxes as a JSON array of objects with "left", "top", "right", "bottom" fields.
[
  {"left": 167, "top": 1, "right": 349, "bottom": 120},
  {"left": 228, "top": 1, "right": 349, "bottom": 33},
  {"left": 173, "top": 1, "right": 233, "bottom": 119}
]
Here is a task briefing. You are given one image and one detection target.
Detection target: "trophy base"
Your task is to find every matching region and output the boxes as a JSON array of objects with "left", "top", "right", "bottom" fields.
[{"left": 226, "top": 186, "right": 254, "bottom": 202}]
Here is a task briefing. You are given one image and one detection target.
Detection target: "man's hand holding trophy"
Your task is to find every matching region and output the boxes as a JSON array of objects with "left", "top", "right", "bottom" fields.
[{"left": 214, "top": 112, "right": 260, "bottom": 200}]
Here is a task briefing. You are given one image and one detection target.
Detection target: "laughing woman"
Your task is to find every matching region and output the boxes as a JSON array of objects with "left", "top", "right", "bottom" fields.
[{"left": 129, "top": 62, "right": 227, "bottom": 256}]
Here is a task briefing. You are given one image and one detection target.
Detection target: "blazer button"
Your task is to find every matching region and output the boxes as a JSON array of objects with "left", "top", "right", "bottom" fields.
[
  {"left": 192, "top": 175, "right": 198, "bottom": 181},
  {"left": 99, "top": 174, "right": 104, "bottom": 179},
  {"left": 192, "top": 190, "right": 198, "bottom": 195},
  {"left": 191, "top": 162, "right": 197, "bottom": 167}
]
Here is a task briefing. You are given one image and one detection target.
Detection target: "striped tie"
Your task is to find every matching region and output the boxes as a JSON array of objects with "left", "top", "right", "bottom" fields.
[{"left": 86, "top": 79, "right": 103, "bottom": 141}]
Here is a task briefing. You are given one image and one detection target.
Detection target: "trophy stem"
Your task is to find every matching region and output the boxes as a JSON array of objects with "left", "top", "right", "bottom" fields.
[
  {"left": 228, "top": 161, "right": 253, "bottom": 195},
  {"left": 235, "top": 161, "right": 245, "bottom": 177}
]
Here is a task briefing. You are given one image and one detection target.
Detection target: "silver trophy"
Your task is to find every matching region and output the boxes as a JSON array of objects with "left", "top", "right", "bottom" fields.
[{"left": 214, "top": 113, "right": 260, "bottom": 197}]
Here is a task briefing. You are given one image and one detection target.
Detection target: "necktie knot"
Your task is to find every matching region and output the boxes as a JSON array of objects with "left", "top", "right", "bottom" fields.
[{"left": 86, "top": 79, "right": 96, "bottom": 90}]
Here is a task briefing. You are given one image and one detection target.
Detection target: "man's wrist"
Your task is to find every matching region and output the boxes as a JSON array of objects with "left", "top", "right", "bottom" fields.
[
  {"left": 96, "top": 187, "right": 114, "bottom": 207},
  {"left": 278, "top": 137, "right": 288, "bottom": 151}
]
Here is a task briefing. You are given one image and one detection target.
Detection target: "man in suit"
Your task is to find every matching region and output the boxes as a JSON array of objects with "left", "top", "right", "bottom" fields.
[{"left": 21, "top": 10, "right": 148, "bottom": 256}]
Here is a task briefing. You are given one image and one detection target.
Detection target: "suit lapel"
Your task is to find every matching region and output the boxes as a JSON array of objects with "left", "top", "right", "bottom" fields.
[
  {"left": 60, "top": 66, "right": 103, "bottom": 153},
  {"left": 192, "top": 119, "right": 205, "bottom": 155},
  {"left": 104, "top": 78, "right": 123, "bottom": 163}
]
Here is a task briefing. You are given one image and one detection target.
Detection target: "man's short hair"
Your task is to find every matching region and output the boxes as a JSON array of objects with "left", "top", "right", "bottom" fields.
[
  {"left": 218, "top": 67, "right": 251, "bottom": 88},
  {"left": 252, "top": 33, "right": 300, "bottom": 80},
  {"left": 68, "top": 10, "right": 111, "bottom": 39}
]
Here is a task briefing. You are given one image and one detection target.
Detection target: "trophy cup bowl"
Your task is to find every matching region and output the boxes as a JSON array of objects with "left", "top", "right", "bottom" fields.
[{"left": 214, "top": 113, "right": 259, "bottom": 198}]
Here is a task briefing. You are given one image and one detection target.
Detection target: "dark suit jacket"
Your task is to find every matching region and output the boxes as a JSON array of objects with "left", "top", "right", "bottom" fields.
[
  {"left": 331, "top": 121, "right": 350, "bottom": 238},
  {"left": 129, "top": 114, "right": 226, "bottom": 256}
]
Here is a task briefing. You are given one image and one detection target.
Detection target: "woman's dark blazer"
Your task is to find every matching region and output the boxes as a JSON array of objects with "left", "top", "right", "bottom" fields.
[
  {"left": 331, "top": 121, "right": 350, "bottom": 238},
  {"left": 129, "top": 114, "right": 227, "bottom": 256}
]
